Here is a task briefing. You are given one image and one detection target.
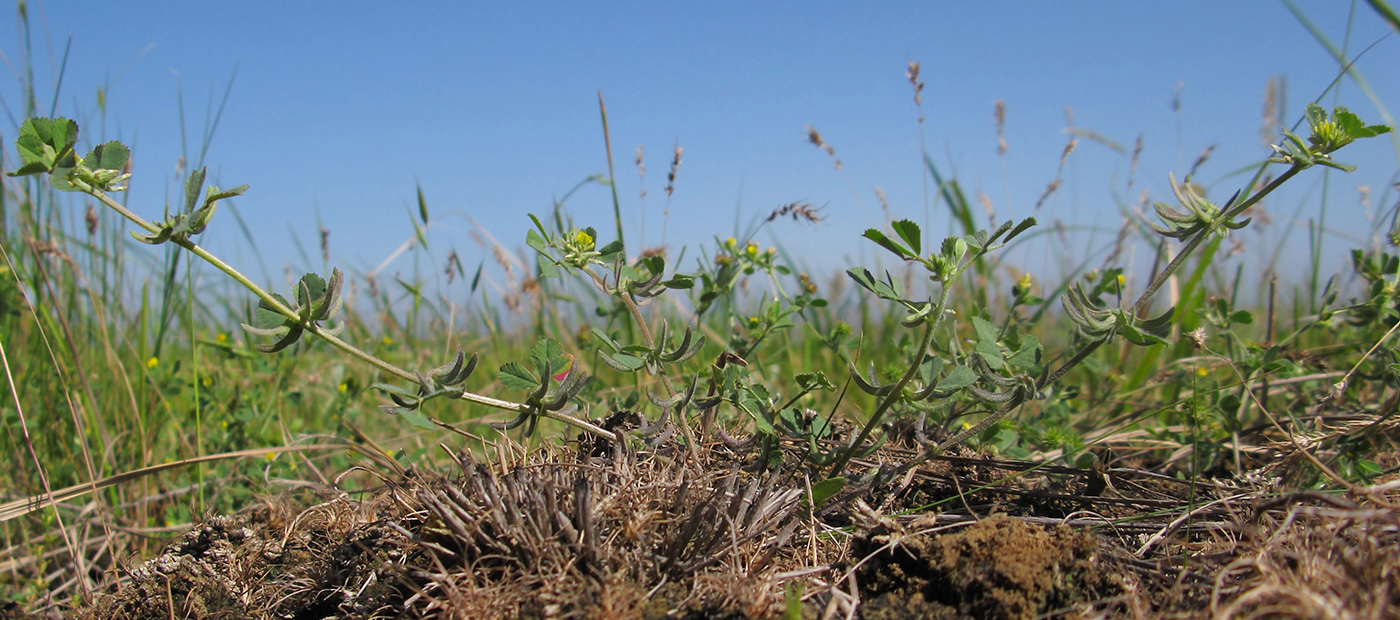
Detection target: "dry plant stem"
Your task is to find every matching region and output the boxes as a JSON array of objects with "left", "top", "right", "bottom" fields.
[
  {"left": 0, "top": 338, "right": 87, "bottom": 600},
  {"left": 1225, "top": 352, "right": 1386, "bottom": 507},
  {"left": 85, "top": 187, "right": 617, "bottom": 440}
]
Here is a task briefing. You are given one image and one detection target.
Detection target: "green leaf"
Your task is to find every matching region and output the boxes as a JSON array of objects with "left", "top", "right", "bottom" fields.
[
  {"left": 10, "top": 117, "right": 78, "bottom": 176},
  {"left": 184, "top": 168, "right": 207, "bottom": 214},
  {"left": 1116, "top": 316, "right": 1166, "bottom": 347},
  {"left": 498, "top": 361, "right": 539, "bottom": 390},
  {"left": 204, "top": 184, "right": 248, "bottom": 205},
  {"left": 641, "top": 255, "right": 664, "bottom": 277},
  {"left": 296, "top": 273, "right": 327, "bottom": 308},
  {"left": 862, "top": 229, "right": 913, "bottom": 260},
  {"left": 599, "top": 239, "right": 624, "bottom": 257},
  {"left": 971, "top": 316, "right": 998, "bottom": 343},
  {"left": 1007, "top": 335, "right": 1041, "bottom": 372},
  {"left": 1006, "top": 217, "right": 1037, "bottom": 243},
  {"left": 598, "top": 351, "right": 645, "bottom": 373},
  {"left": 83, "top": 141, "right": 129, "bottom": 173},
  {"left": 975, "top": 339, "right": 1005, "bottom": 369},
  {"left": 530, "top": 338, "right": 567, "bottom": 376},
  {"left": 255, "top": 294, "right": 293, "bottom": 328},
  {"left": 804, "top": 477, "right": 846, "bottom": 509},
  {"left": 663, "top": 274, "right": 694, "bottom": 289},
  {"left": 936, "top": 365, "right": 977, "bottom": 391},
  {"left": 526, "top": 229, "right": 549, "bottom": 254},
  {"left": 397, "top": 407, "right": 435, "bottom": 430},
  {"left": 416, "top": 183, "right": 430, "bottom": 224},
  {"left": 796, "top": 371, "right": 837, "bottom": 392},
  {"left": 591, "top": 328, "right": 620, "bottom": 351},
  {"left": 1332, "top": 106, "right": 1390, "bottom": 139},
  {"left": 891, "top": 220, "right": 922, "bottom": 256}
]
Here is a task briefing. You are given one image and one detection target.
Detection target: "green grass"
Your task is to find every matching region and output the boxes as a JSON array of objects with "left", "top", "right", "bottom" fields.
[{"left": 3, "top": 1, "right": 1400, "bottom": 615}]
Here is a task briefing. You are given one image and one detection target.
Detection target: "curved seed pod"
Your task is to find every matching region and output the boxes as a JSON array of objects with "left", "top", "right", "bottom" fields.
[
  {"left": 429, "top": 349, "right": 467, "bottom": 383},
  {"left": 543, "top": 371, "right": 590, "bottom": 411},
  {"left": 691, "top": 394, "right": 724, "bottom": 410},
  {"left": 254, "top": 326, "right": 303, "bottom": 353},
  {"left": 847, "top": 362, "right": 893, "bottom": 396},
  {"left": 971, "top": 355, "right": 1021, "bottom": 389},
  {"left": 967, "top": 384, "right": 1017, "bottom": 404},
  {"left": 239, "top": 323, "right": 289, "bottom": 340}
]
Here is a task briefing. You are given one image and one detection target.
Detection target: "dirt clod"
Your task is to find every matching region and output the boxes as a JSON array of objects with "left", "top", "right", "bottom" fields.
[{"left": 854, "top": 513, "right": 1116, "bottom": 620}]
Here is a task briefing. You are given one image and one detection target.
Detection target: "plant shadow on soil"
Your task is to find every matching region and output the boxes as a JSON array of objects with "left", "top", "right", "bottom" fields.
[{"left": 58, "top": 421, "right": 1400, "bottom": 620}]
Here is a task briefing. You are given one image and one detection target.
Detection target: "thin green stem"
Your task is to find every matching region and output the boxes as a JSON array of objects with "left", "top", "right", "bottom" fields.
[{"left": 82, "top": 187, "right": 610, "bottom": 437}]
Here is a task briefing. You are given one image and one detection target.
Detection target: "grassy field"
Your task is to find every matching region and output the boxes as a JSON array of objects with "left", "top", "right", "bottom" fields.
[{"left": 5, "top": 4, "right": 1400, "bottom": 619}]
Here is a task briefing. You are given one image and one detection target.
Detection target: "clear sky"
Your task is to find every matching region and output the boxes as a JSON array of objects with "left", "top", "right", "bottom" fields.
[{"left": 3, "top": 1, "right": 1398, "bottom": 301}]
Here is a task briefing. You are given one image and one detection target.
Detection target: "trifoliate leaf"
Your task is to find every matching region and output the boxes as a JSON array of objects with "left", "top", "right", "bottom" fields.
[
  {"left": 498, "top": 361, "right": 539, "bottom": 390},
  {"left": 10, "top": 117, "right": 78, "bottom": 176},
  {"left": 891, "top": 219, "right": 921, "bottom": 256},
  {"left": 862, "top": 228, "right": 913, "bottom": 260},
  {"left": 83, "top": 141, "right": 129, "bottom": 173},
  {"left": 936, "top": 365, "right": 977, "bottom": 391},
  {"left": 796, "top": 371, "right": 836, "bottom": 392}
]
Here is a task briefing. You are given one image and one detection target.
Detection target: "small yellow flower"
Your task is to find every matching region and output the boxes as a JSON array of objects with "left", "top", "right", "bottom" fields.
[
  {"left": 1116, "top": 273, "right": 1126, "bottom": 287},
  {"left": 338, "top": 383, "right": 348, "bottom": 394},
  {"left": 745, "top": 241, "right": 758, "bottom": 257},
  {"left": 1196, "top": 367, "right": 1209, "bottom": 377},
  {"left": 216, "top": 332, "right": 227, "bottom": 343},
  {"left": 202, "top": 376, "right": 212, "bottom": 387},
  {"left": 219, "top": 420, "right": 228, "bottom": 431},
  {"left": 264, "top": 452, "right": 276, "bottom": 461},
  {"left": 747, "top": 316, "right": 761, "bottom": 329},
  {"left": 146, "top": 357, "right": 159, "bottom": 369},
  {"left": 724, "top": 237, "right": 737, "bottom": 250},
  {"left": 574, "top": 229, "right": 594, "bottom": 248},
  {"left": 381, "top": 335, "right": 392, "bottom": 346},
  {"left": 1018, "top": 272, "right": 1033, "bottom": 290}
]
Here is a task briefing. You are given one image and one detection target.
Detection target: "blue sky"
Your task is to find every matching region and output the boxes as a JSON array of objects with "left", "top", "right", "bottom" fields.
[{"left": 3, "top": 1, "right": 1398, "bottom": 300}]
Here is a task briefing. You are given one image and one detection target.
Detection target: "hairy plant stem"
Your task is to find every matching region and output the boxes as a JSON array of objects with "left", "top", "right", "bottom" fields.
[
  {"left": 594, "top": 267, "right": 700, "bottom": 449},
  {"left": 87, "top": 187, "right": 617, "bottom": 441},
  {"left": 827, "top": 306, "right": 939, "bottom": 478}
]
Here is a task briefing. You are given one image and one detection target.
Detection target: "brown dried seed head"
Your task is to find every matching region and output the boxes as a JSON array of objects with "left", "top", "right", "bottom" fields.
[
  {"left": 995, "top": 100, "right": 1008, "bottom": 156},
  {"left": 1189, "top": 144, "right": 1216, "bottom": 178},
  {"left": 1034, "top": 179, "right": 1062, "bottom": 212},
  {"left": 665, "top": 144, "right": 683, "bottom": 196},
  {"left": 906, "top": 61, "right": 924, "bottom": 105},
  {"left": 1185, "top": 327, "right": 1208, "bottom": 350},
  {"left": 1261, "top": 76, "right": 1280, "bottom": 148},
  {"left": 1058, "top": 139, "right": 1078, "bottom": 172},
  {"left": 977, "top": 191, "right": 996, "bottom": 228},
  {"left": 766, "top": 202, "right": 824, "bottom": 226}
]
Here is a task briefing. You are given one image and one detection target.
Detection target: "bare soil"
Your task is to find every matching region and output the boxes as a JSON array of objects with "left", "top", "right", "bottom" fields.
[{"left": 29, "top": 432, "right": 1400, "bottom": 619}]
